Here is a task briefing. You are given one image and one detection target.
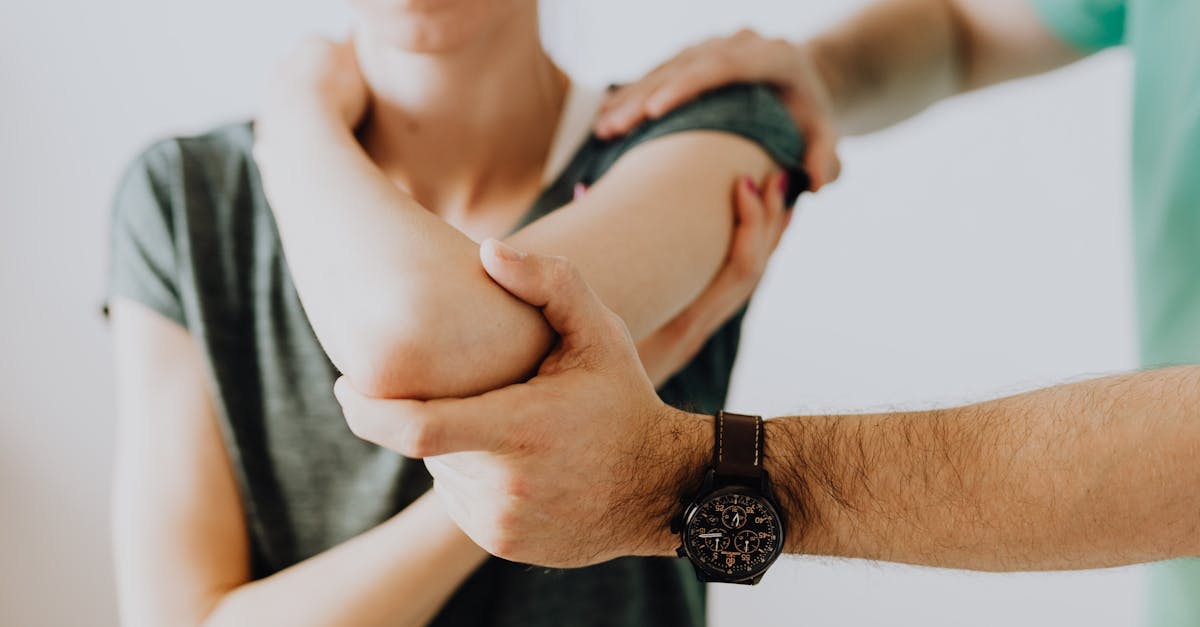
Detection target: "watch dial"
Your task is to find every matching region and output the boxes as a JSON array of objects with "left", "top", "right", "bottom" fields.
[{"left": 684, "top": 488, "right": 783, "bottom": 580}]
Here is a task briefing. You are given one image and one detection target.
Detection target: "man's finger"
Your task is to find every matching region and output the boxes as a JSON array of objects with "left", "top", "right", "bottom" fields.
[
  {"left": 794, "top": 112, "right": 841, "bottom": 191},
  {"left": 642, "top": 59, "right": 739, "bottom": 120},
  {"left": 334, "top": 377, "right": 511, "bottom": 457},
  {"left": 596, "top": 51, "right": 697, "bottom": 137},
  {"left": 479, "top": 240, "right": 620, "bottom": 346}
]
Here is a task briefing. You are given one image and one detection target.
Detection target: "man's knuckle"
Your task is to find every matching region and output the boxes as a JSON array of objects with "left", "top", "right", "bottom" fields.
[
  {"left": 403, "top": 421, "right": 439, "bottom": 457},
  {"left": 706, "top": 53, "right": 739, "bottom": 76},
  {"left": 546, "top": 257, "right": 577, "bottom": 287},
  {"left": 732, "top": 27, "right": 758, "bottom": 42},
  {"left": 490, "top": 533, "right": 520, "bottom": 561},
  {"left": 602, "top": 312, "right": 630, "bottom": 339},
  {"left": 502, "top": 473, "right": 530, "bottom": 500}
]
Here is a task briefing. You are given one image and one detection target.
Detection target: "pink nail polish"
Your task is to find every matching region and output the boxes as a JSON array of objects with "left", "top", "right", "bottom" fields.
[
  {"left": 573, "top": 183, "right": 588, "bottom": 200},
  {"left": 743, "top": 175, "right": 759, "bottom": 194},
  {"left": 776, "top": 174, "right": 788, "bottom": 194}
]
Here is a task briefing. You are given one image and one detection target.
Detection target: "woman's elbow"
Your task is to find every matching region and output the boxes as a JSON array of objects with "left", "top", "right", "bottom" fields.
[
  {"left": 337, "top": 322, "right": 445, "bottom": 400},
  {"left": 330, "top": 286, "right": 556, "bottom": 400}
]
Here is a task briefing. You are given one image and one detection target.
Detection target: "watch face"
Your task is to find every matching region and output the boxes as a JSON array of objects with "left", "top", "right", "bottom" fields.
[{"left": 682, "top": 486, "right": 784, "bottom": 581}]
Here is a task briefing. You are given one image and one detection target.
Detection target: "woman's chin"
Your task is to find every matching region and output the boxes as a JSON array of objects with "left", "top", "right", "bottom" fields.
[
  {"left": 363, "top": 20, "right": 480, "bottom": 53},
  {"left": 351, "top": 0, "right": 528, "bottom": 54}
]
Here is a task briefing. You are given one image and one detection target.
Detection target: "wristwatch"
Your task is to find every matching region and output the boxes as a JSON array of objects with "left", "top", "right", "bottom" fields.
[{"left": 672, "top": 411, "right": 786, "bottom": 584}]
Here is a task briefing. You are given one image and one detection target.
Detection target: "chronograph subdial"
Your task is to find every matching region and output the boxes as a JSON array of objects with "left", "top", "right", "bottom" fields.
[
  {"left": 734, "top": 530, "right": 761, "bottom": 554},
  {"left": 720, "top": 505, "right": 748, "bottom": 529},
  {"left": 696, "top": 530, "right": 730, "bottom": 551}
]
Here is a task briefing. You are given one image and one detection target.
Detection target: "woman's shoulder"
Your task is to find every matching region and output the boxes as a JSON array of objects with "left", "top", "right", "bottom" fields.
[
  {"left": 114, "top": 121, "right": 266, "bottom": 235},
  {"left": 124, "top": 121, "right": 257, "bottom": 189},
  {"left": 110, "top": 121, "right": 272, "bottom": 319}
]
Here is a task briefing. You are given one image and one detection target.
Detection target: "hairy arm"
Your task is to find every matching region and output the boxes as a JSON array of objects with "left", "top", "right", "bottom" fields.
[
  {"left": 748, "top": 367, "right": 1200, "bottom": 570},
  {"left": 258, "top": 106, "right": 772, "bottom": 400},
  {"left": 325, "top": 248, "right": 1200, "bottom": 571},
  {"left": 812, "top": 0, "right": 1086, "bottom": 135},
  {"left": 110, "top": 300, "right": 486, "bottom": 627}
]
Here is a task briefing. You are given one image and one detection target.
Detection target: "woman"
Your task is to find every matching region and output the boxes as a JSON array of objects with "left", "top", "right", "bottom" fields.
[{"left": 107, "top": 1, "right": 804, "bottom": 625}]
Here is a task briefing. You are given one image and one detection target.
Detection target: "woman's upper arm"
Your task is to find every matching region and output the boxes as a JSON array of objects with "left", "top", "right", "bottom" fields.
[
  {"left": 507, "top": 130, "right": 778, "bottom": 339},
  {"left": 110, "top": 298, "right": 249, "bottom": 627},
  {"left": 378, "top": 130, "right": 778, "bottom": 400}
]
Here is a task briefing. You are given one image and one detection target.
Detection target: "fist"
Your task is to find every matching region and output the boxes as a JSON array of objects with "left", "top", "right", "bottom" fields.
[{"left": 262, "top": 36, "right": 370, "bottom": 132}]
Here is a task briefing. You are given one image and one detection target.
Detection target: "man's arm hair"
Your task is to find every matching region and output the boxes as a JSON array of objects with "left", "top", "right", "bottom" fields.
[
  {"left": 762, "top": 366, "right": 1200, "bottom": 570},
  {"left": 811, "top": 0, "right": 1086, "bottom": 135}
]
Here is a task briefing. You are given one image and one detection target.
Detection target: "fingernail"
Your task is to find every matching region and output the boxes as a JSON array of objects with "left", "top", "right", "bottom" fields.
[
  {"left": 776, "top": 173, "right": 788, "bottom": 194},
  {"left": 488, "top": 238, "right": 526, "bottom": 262},
  {"left": 743, "top": 175, "right": 759, "bottom": 194},
  {"left": 573, "top": 183, "right": 588, "bottom": 201}
]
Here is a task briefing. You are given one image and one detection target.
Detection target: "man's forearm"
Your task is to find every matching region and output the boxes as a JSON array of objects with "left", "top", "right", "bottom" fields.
[
  {"left": 808, "top": 0, "right": 1083, "bottom": 136},
  {"left": 748, "top": 367, "right": 1200, "bottom": 570},
  {"left": 807, "top": 0, "right": 964, "bottom": 135},
  {"left": 333, "top": 247, "right": 1200, "bottom": 572}
]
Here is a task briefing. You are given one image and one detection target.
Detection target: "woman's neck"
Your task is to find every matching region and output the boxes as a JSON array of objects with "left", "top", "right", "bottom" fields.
[{"left": 354, "top": 7, "right": 568, "bottom": 222}]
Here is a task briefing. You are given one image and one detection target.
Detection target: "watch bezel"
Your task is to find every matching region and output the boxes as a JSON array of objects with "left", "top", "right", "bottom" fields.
[{"left": 680, "top": 483, "right": 786, "bottom": 583}]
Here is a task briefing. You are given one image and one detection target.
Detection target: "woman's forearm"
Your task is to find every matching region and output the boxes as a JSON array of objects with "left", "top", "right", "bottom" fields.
[
  {"left": 256, "top": 116, "right": 554, "bottom": 399},
  {"left": 204, "top": 492, "right": 486, "bottom": 627},
  {"left": 258, "top": 112, "right": 754, "bottom": 400}
]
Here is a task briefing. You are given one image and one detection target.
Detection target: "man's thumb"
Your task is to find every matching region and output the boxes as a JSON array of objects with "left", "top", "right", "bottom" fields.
[{"left": 479, "top": 239, "right": 615, "bottom": 343}]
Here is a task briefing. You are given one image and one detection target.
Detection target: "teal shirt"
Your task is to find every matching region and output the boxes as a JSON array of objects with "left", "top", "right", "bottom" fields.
[{"left": 1028, "top": 0, "right": 1200, "bottom": 624}]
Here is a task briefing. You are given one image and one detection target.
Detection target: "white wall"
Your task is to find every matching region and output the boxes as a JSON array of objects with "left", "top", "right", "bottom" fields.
[{"left": 0, "top": 1, "right": 1141, "bottom": 626}]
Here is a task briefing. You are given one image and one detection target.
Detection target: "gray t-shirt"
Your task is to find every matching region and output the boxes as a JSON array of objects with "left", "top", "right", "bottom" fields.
[{"left": 107, "top": 84, "right": 803, "bottom": 627}]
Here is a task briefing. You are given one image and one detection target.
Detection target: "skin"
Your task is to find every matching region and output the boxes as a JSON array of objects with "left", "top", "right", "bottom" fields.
[
  {"left": 336, "top": 243, "right": 1200, "bottom": 571},
  {"left": 112, "top": 2, "right": 794, "bottom": 625},
  {"left": 255, "top": 7, "right": 787, "bottom": 402},
  {"left": 596, "top": 0, "right": 1084, "bottom": 190},
  {"left": 331, "top": 0, "right": 1200, "bottom": 575}
]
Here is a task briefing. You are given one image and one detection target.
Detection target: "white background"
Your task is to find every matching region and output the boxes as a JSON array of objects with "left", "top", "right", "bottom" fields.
[{"left": 0, "top": 0, "right": 1143, "bottom": 626}]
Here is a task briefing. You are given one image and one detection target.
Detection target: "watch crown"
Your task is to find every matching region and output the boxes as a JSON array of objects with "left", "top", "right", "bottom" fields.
[
  {"left": 676, "top": 546, "right": 687, "bottom": 558},
  {"left": 669, "top": 515, "right": 681, "bottom": 534}
]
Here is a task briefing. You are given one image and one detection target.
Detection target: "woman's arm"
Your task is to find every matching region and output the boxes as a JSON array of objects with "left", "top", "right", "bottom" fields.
[
  {"left": 637, "top": 170, "right": 792, "bottom": 385},
  {"left": 110, "top": 299, "right": 487, "bottom": 627},
  {"left": 255, "top": 39, "right": 778, "bottom": 400}
]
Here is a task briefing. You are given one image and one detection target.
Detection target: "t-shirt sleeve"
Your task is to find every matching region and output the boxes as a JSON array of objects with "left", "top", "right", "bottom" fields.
[
  {"left": 1027, "top": 0, "right": 1127, "bottom": 52},
  {"left": 106, "top": 140, "right": 187, "bottom": 326},
  {"left": 589, "top": 83, "right": 808, "bottom": 205}
]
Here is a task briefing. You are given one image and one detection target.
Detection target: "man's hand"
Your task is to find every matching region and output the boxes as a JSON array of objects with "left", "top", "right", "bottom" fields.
[
  {"left": 638, "top": 171, "right": 794, "bottom": 385},
  {"left": 334, "top": 240, "right": 710, "bottom": 568},
  {"left": 595, "top": 29, "right": 841, "bottom": 190}
]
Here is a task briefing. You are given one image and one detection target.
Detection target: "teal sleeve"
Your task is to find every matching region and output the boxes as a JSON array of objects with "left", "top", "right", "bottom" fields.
[
  {"left": 1027, "top": 0, "right": 1127, "bottom": 51},
  {"left": 588, "top": 83, "right": 808, "bottom": 205},
  {"left": 106, "top": 140, "right": 187, "bottom": 326}
]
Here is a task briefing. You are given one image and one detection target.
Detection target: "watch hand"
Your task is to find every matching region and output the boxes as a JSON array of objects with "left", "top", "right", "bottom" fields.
[{"left": 698, "top": 533, "right": 724, "bottom": 538}]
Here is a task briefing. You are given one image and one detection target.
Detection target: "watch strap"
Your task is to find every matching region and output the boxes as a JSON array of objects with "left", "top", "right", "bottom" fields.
[{"left": 713, "top": 411, "right": 763, "bottom": 481}]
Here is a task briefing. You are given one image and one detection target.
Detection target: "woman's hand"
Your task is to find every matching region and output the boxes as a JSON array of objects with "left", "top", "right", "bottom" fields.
[
  {"left": 636, "top": 170, "right": 793, "bottom": 387},
  {"left": 258, "top": 36, "right": 369, "bottom": 142},
  {"left": 595, "top": 29, "right": 840, "bottom": 190}
]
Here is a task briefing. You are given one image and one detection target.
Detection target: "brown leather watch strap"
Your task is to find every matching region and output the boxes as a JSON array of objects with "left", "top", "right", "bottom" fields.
[{"left": 713, "top": 411, "right": 763, "bottom": 481}]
